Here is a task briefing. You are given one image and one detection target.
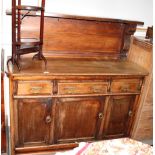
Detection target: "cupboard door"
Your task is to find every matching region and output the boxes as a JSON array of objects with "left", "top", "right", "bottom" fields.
[
  {"left": 54, "top": 97, "right": 106, "bottom": 143},
  {"left": 104, "top": 95, "right": 136, "bottom": 139},
  {"left": 16, "top": 99, "right": 52, "bottom": 147}
]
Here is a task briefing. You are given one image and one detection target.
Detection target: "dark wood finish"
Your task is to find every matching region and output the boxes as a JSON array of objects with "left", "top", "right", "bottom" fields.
[
  {"left": 8, "top": 0, "right": 46, "bottom": 70},
  {"left": 103, "top": 95, "right": 136, "bottom": 138},
  {"left": 17, "top": 81, "right": 53, "bottom": 95},
  {"left": 6, "top": 10, "right": 144, "bottom": 25},
  {"left": 15, "top": 98, "right": 52, "bottom": 147},
  {"left": 58, "top": 82, "right": 108, "bottom": 95},
  {"left": 1, "top": 49, "right": 6, "bottom": 153},
  {"left": 1, "top": 73, "right": 6, "bottom": 153},
  {"left": 111, "top": 79, "right": 142, "bottom": 93},
  {"left": 16, "top": 5, "right": 43, "bottom": 11},
  {"left": 17, "top": 16, "right": 142, "bottom": 60},
  {"left": 128, "top": 37, "right": 153, "bottom": 141},
  {"left": 15, "top": 143, "right": 78, "bottom": 154},
  {"left": 54, "top": 97, "right": 105, "bottom": 143},
  {"left": 7, "top": 15, "right": 147, "bottom": 155},
  {"left": 7, "top": 57, "right": 148, "bottom": 154},
  {"left": 145, "top": 26, "right": 153, "bottom": 42},
  {"left": 10, "top": 58, "right": 148, "bottom": 76}
]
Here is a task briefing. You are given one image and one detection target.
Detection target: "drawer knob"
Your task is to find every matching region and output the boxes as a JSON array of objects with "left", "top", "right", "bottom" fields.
[
  {"left": 45, "top": 115, "right": 51, "bottom": 123},
  {"left": 98, "top": 113, "right": 104, "bottom": 119}
]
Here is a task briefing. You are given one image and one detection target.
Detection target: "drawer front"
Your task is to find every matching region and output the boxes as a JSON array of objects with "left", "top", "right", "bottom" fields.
[
  {"left": 58, "top": 82, "right": 108, "bottom": 95},
  {"left": 17, "top": 81, "right": 53, "bottom": 95},
  {"left": 111, "top": 79, "right": 141, "bottom": 93}
]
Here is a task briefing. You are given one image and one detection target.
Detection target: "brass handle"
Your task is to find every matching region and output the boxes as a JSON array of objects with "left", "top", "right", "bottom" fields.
[
  {"left": 30, "top": 86, "right": 42, "bottom": 93},
  {"left": 98, "top": 113, "right": 103, "bottom": 119},
  {"left": 92, "top": 87, "right": 101, "bottom": 93},
  {"left": 45, "top": 115, "right": 51, "bottom": 123},
  {"left": 121, "top": 86, "right": 129, "bottom": 92},
  {"left": 64, "top": 87, "right": 76, "bottom": 94}
]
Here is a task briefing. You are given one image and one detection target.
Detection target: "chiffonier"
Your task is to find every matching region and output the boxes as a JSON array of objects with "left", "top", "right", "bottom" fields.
[{"left": 7, "top": 14, "right": 149, "bottom": 154}]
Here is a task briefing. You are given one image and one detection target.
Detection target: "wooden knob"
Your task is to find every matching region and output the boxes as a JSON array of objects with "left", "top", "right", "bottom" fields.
[
  {"left": 98, "top": 113, "right": 103, "bottom": 119},
  {"left": 128, "top": 110, "right": 132, "bottom": 117},
  {"left": 45, "top": 115, "right": 51, "bottom": 123}
]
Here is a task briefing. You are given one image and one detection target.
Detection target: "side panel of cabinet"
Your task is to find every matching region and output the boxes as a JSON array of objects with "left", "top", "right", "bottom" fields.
[
  {"left": 54, "top": 97, "right": 106, "bottom": 143},
  {"left": 15, "top": 99, "right": 52, "bottom": 147},
  {"left": 103, "top": 95, "right": 136, "bottom": 139},
  {"left": 1, "top": 73, "right": 6, "bottom": 153}
]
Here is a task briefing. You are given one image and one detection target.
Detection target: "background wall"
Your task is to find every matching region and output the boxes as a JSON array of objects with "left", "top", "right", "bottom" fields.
[{"left": 45, "top": 0, "right": 153, "bottom": 27}]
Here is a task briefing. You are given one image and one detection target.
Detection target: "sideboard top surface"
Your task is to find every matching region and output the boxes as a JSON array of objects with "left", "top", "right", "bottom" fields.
[
  {"left": 43, "top": 13, "right": 144, "bottom": 25},
  {"left": 8, "top": 58, "right": 148, "bottom": 77},
  {"left": 7, "top": 10, "right": 144, "bottom": 25}
]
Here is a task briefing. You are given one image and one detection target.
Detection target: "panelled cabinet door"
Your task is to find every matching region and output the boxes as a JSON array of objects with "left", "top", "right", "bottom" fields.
[
  {"left": 54, "top": 97, "right": 106, "bottom": 143},
  {"left": 15, "top": 99, "right": 52, "bottom": 147},
  {"left": 103, "top": 95, "right": 136, "bottom": 139}
]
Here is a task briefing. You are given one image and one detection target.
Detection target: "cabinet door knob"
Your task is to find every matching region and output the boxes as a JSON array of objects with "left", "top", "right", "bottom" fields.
[
  {"left": 45, "top": 115, "right": 51, "bottom": 123},
  {"left": 98, "top": 113, "right": 104, "bottom": 119},
  {"left": 128, "top": 110, "right": 132, "bottom": 117}
]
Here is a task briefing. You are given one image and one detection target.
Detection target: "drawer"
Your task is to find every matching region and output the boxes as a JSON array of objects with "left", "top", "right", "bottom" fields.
[
  {"left": 17, "top": 81, "right": 53, "bottom": 95},
  {"left": 58, "top": 82, "right": 108, "bottom": 95},
  {"left": 111, "top": 79, "right": 141, "bottom": 93}
]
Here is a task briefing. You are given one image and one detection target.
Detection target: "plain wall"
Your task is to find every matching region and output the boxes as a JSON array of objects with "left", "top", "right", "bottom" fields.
[{"left": 45, "top": 0, "right": 153, "bottom": 27}]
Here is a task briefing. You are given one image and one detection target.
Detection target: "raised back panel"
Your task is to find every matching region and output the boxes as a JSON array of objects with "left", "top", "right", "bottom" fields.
[{"left": 21, "top": 14, "right": 143, "bottom": 60}]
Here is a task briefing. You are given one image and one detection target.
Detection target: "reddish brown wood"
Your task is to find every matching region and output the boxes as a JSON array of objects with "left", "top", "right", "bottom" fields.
[
  {"left": 54, "top": 97, "right": 106, "bottom": 143},
  {"left": 6, "top": 14, "right": 147, "bottom": 155},
  {"left": 17, "top": 81, "right": 53, "bottom": 95},
  {"left": 1, "top": 73, "right": 6, "bottom": 153},
  {"left": 1, "top": 47, "right": 6, "bottom": 153},
  {"left": 103, "top": 95, "right": 136, "bottom": 139},
  {"left": 145, "top": 26, "right": 153, "bottom": 41},
  {"left": 19, "top": 16, "right": 142, "bottom": 60},
  {"left": 58, "top": 82, "right": 108, "bottom": 95},
  {"left": 8, "top": 58, "right": 147, "bottom": 154},
  {"left": 111, "top": 79, "right": 142, "bottom": 93},
  {"left": 16, "top": 99, "right": 52, "bottom": 146},
  {"left": 15, "top": 143, "right": 79, "bottom": 154},
  {"left": 9, "top": 58, "right": 148, "bottom": 77},
  {"left": 9, "top": 0, "right": 46, "bottom": 70},
  {"left": 128, "top": 37, "right": 153, "bottom": 141}
]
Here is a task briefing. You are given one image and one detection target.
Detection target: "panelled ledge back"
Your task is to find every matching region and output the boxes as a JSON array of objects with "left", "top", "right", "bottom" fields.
[{"left": 7, "top": 14, "right": 149, "bottom": 155}]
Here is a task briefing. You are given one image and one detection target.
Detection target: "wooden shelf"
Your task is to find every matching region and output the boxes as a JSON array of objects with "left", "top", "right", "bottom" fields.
[
  {"left": 16, "top": 38, "right": 41, "bottom": 46},
  {"left": 16, "top": 5, "right": 43, "bottom": 11}
]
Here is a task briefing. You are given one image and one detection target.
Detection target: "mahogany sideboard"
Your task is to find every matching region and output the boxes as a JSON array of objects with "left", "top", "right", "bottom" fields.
[{"left": 7, "top": 14, "right": 149, "bottom": 154}]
